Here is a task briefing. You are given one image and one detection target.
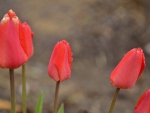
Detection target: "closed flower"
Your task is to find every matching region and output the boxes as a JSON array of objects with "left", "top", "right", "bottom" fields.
[
  {"left": 48, "top": 40, "right": 73, "bottom": 82},
  {"left": 0, "top": 10, "right": 34, "bottom": 69},
  {"left": 134, "top": 89, "right": 150, "bottom": 113},
  {"left": 110, "top": 48, "right": 145, "bottom": 89}
]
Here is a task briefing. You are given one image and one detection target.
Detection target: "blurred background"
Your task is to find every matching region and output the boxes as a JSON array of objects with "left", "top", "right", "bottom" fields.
[{"left": 0, "top": 0, "right": 150, "bottom": 113}]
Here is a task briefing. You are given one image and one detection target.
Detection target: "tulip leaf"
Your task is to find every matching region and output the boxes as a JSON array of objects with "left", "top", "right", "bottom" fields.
[
  {"left": 58, "top": 103, "right": 64, "bottom": 113},
  {"left": 35, "top": 91, "right": 44, "bottom": 113}
]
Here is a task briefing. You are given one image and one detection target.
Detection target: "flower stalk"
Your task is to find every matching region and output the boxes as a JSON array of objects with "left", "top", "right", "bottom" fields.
[
  {"left": 22, "top": 64, "right": 26, "bottom": 113},
  {"left": 9, "top": 69, "right": 16, "bottom": 113},
  {"left": 53, "top": 81, "right": 60, "bottom": 113},
  {"left": 109, "top": 88, "right": 120, "bottom": 113}
]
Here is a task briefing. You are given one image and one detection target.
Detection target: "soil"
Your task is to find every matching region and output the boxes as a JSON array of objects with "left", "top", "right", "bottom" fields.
[{"left": 0, "top": 0, "right": 150, "bottom": 113}]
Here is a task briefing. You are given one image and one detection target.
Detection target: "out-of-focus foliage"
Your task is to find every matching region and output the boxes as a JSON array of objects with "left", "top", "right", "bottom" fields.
[
  {"left": 35, "top": 92, "right": 43, "bottom": 113},
  {"left": 58, "top": 103, "right": 64, "bottom": 113}
]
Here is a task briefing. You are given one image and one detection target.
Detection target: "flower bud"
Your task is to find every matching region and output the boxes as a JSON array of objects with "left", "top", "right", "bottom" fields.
[
  {"left": 48, "top": 40, "right": 73, "bottom": 82},
  {"left": 110, "top": 48, "right": 145, "bottom": 89}
]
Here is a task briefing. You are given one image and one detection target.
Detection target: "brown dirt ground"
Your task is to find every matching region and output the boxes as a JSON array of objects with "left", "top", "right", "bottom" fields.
[{"left": 0, "top": 0, "right": 150, "bottom": 113}]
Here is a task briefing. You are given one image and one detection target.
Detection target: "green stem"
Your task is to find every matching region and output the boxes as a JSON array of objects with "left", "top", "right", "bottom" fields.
[
  {"left": 9, "top": 69, "right": 16, "bottom": 113},
  {"left": 109, "top": 88, "right": 120, "bottom": 113},
  {"left": 22, "top": 64, "right": 26, "bottom": 113},
  {"left": 53, "top": 81, "right": 60, "bottom": 113}
]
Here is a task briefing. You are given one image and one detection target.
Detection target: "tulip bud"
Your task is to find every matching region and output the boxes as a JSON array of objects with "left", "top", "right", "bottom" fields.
[
  {"left": 0, "top": 10, "right": 28, "bottom": 69},
  {"left": 110, "top": 48, "right": 145, "bottom": 89},
  {"left": 134, "top": 89, "right": 150, "bottom": 113},
  {"left": 48, "top": 40, "right": 73, "bottom": 82}
]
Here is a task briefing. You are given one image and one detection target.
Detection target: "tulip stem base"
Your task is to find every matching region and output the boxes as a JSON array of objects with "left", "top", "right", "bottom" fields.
[
  {"left": 22, "top": 64, "right": 26, "bottom": 113},
  {"left": 9, "top": 69, "right": 16, "bottom": 113},
  {"left": 109, "top": 88, "right": 120, "bottom": 113},
  {"left": 53, "top": 81, "right": 60, "bottom": 113}
]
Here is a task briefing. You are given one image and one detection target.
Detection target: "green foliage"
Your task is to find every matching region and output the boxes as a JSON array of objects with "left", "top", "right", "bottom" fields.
[
  {"left": 58, "top": 103, "right": 64, "bottom": 113},
  {"left": 35, "top": 91, "right": 44, "bottom": 113}
]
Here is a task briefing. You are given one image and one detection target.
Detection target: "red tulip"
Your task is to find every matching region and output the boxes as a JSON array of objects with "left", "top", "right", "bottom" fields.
[
  {"left": 0, "top": 10, "right": 34, "bottom": 69},
  {"left": 110, "top": 48, "right": 145, "bottom": 89},
  {"left": 134, "top": 89, "right": 150, "bottom": 113},
  {"left": 48, "top": 40, "right": 73, "bottom": 82}
]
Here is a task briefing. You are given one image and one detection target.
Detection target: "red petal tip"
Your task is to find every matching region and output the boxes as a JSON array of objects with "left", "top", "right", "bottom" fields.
[{"left": 7, "top": 10, "right": 16, "bottom": 19}]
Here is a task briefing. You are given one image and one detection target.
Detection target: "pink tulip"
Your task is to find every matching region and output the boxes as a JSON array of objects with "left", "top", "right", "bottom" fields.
[
  {"left": 134, "top": 89, "right": 150, "bottom": 113},
  {"left": 110, "top": 48, "right": 145, "bottom": 89},
  {"left": 48, "top": 40, "right": 73, "bottom": 82},
  {"left": 0, "top": 10, "right": 34, "bottom": 69}
]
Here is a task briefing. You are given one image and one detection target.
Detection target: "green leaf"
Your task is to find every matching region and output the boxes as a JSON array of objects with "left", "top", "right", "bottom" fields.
[
  {"left": 58, "top": 103, "right": 64, "bottom": 113},
  {"left": 35, "top": 91, "right": 44, "bottom": 113}
]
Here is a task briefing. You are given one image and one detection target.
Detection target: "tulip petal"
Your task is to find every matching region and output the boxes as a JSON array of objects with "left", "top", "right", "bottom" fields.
[
  {"left": 67, "top": 42, "right": 73, "bottom": 69},
  {"left": 48, "top": 42, "right": 60, "bottom": 81},
  {"left": 138, "top": 48, "right": 146, "bottom": 78},
  {"left": 0, "top": 11, "right": 28, "bottom": 68},
  {"left": 54, "top": 42, "right": 71, "bottom": 81},
  {"left": 134, "top": 89, "right": 150, "bottom": 113},
  {"left": 19, "top": 22, "right": 34, "bottom": 58}
]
